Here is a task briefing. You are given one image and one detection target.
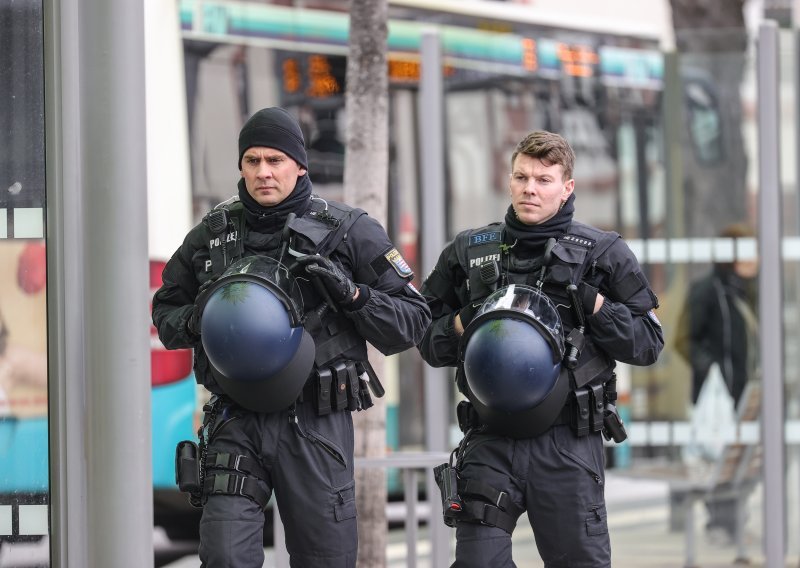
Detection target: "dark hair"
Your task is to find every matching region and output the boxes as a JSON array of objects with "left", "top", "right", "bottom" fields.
[
  {"left": 719, "top": 222, "right": 754, "bottom": 240},
  {"left": 511, "top": 131, "right": 575, "bottom": 180},
  {"left": 715, "top": 222, "right": 756, "bottom": 271}
]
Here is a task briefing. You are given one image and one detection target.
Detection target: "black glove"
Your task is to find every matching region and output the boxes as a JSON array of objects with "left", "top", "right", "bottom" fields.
[
  {"left": 296, "top": 255, "right": 357, "bottom": 305},
  {"left": 187, "top": 306, "right": 201, "bottom": 338},
  {"left": 187, "top": 278, "right": 217, "bottom": 337},
  {"left": 457, "top": 302, "right": 480, "bottom": 330}
]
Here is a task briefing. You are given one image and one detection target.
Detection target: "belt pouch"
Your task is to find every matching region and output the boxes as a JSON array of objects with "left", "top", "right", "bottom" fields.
[
  {"left": 316, "top": 367, "right": 333, "bottom": 415},
  {"left": 571, "top": 388, "right": 591, "bottom": 437},
  {"left": 330, "top": 361, "right": 349, "bottom": 411},
  {"left": 589, "top": 384, "right": 605, "bottom": 432},
  {"left": 345, "top": 361, "right": 361, "bottom": 411}
]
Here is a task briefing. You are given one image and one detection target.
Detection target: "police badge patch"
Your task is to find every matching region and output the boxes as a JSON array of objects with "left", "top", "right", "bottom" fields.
[{"left": 385, "top": 248, "right": 413, "bottom": 277}]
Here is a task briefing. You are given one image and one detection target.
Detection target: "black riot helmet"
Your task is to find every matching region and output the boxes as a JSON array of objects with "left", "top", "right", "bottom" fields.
[
  {"left": 198, "top": 256, "right": 314, "bottom": 413},
  {"left": 459, "top": 284, "right": 568, "bottom": 438}
]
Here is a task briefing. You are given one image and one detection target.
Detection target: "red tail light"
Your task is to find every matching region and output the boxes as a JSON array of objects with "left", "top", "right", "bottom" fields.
[{"left": 150, "top": 260, "right": 193, "bottom": 386}]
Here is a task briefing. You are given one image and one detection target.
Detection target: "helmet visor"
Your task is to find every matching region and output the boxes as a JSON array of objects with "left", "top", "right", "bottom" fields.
[
  {"left": 475, "top": 284, "right": 564, "bottom": 357},
  {"left": 215, "top": 255, "right": 305, "bottom": 320}
]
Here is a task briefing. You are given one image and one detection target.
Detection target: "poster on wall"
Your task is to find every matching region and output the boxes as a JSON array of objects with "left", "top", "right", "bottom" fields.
[{"left": 0, "top": 240, "right": 48, "bottom": 418}]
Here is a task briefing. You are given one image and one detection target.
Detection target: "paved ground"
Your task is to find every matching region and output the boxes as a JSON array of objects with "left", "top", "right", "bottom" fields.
[
  {"left": 160, "top": 473, "right": 800, "bottom": 568},
  {"left": 2, "top": 473, "right": 798, "bottom": 567}
]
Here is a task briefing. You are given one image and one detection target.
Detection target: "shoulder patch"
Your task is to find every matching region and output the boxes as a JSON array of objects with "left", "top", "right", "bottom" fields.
[
  {"left": 385, "top": 248, "right": 413, "bottom": 278},
  {"left": 470, "top": 231, "right": 501, "bottom": 246}
]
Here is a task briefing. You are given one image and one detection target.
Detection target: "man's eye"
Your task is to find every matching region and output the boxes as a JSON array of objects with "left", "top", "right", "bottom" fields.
[{"left": 268, "top": 158, "right": 283, "bottom": 165}]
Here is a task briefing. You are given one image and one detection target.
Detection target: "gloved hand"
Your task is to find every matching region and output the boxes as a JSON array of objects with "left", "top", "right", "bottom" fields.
[
  {"left": 296, "top": 255, "right": 357, "bottom": 305},
  {"left": 187, "top": 303, "right": 202, "bottom": 338},
  {"left": 187, "top": 278, "right": 217, "bottom": 337},
  {"left": 457, "top": 302, "right": 480, "bottom": 329}
]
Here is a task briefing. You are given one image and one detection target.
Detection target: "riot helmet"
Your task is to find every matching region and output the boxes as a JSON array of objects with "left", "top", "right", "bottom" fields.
[
  {"left": 460, "top": 284, "right": 568, "bottom": 437},
  {"left": 198, "top": 256, "right": 314, "bottom": 413}
]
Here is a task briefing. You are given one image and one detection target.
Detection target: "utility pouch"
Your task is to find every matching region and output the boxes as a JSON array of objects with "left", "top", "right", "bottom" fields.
[
  {"left": 433, "top": 463, "right": 462, "bottom": 527},
  {"left": 175, "top": 440, "right": 201, "bottom": 495},
  {"left": 316, "top": 367, "right": 333, "bottom": 416},
  {"left": 589, "top": 384, "right": 605, "bottom": 433},
  {"left": 602, "top": 404, "right": 628, "bottom": 443},
  {"left": 570, "top": 388, "right": 591, "bottom": 437},
  {"left": 330, "top": 361, "right": 349, "bottom": 411},
  {"left": 358, "top": 378, "right": 374, "bottom": 410},
  {"left": 345, "top": 361, "right": 361, "bottom": 411}
]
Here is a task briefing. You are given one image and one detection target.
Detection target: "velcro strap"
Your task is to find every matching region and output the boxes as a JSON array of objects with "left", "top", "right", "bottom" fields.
[
  {"left": 572, "top": 354, "right": 612, "bottom": 389},
  {"left": 460, "top": 501, "right": 518, "bottom": 534},
  {"left": 204, "top": 472, "right": 270, "bottom": 511},
  {"left": 206, "top": 451, "right": 267, "bottom": 481},
  {"left": 459, "top": 479, "right": 524, "bottom": 518},
  {"left": 615, "top": 271, "right": 646, "bottom": 302}
]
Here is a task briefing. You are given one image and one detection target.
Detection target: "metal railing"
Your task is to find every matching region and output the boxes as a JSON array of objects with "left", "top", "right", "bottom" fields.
[{"left": 272, "top": 451, "right": 453, "bottom": 567}]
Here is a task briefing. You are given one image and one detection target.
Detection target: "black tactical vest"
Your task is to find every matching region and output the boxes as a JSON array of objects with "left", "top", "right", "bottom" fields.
[
  {"left": 201, "top": 195, "right": 368, "bottom": 368},
  {"left": 455, "top": 221, "right": 621, "bottom": 392}
]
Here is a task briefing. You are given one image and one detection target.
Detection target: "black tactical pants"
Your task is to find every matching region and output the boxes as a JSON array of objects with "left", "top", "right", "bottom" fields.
[
  {"left": 452, "top": 425, "right": 610, "bottom": 568},
  {"left": 198, "top": 399, "right": 357, "bottom": 568}
]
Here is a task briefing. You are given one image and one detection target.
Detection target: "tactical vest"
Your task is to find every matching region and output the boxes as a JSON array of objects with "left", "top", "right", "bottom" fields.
[
  {"left": 201, "top": 195, "right": 369, "bottom": 369},
  {"left": 455, "top": 221, "right": 623, "bottom": 437}
]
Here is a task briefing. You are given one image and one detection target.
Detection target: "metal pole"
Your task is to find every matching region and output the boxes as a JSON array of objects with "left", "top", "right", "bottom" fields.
[
  {"left": 44, "top": 0, "right": 88, "bottom": 564},
  {"left": 404, "top": 470, "right": 419, "bottom": 568},
  {"left": 419, "top": 29, "right": 452, "bottom": 567},
  {"left": 793, "top": 1, "right": 800, "bottom": 561},
  {"left": 757, "top": 20, "right": 786, "bottom": 568},
  {"left": 45, "top": 0, "right": 152, "bottom": 566},
  {"left": 795, "top": 0, "right": 800, "bottom": 232}
]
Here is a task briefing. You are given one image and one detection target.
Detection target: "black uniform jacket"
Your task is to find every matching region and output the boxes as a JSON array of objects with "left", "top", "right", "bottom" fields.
[
  {"left": 152, "top": 199, "right": 431, "bottom": 393},
  {"left": 675, "top": 267, "right": 757, "bottom": 406},
  {"left": 418, "top": 224, "right": 664, "bottom": 383}
]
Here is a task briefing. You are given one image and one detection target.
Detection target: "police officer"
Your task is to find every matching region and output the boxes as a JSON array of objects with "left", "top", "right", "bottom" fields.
[
  {"left": 418, "top": 130, "right": 663, "bottom": 567},
  {"left": 152, "top": 106, "right": 431, "bottom": 568}
]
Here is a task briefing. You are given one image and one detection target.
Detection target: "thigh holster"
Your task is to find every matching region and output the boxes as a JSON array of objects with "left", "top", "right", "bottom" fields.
[
  {"left": 203, "top": 451, "right": 271, "bottom": 511},
  {"left": 434, "top": 462, "right": 523, "bottom": 535}
]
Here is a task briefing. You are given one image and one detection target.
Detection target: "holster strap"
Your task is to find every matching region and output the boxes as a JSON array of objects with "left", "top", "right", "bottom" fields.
[
  {"left": 206, "top": 451, "right": 268, "bottom": 481},
  {"left": 203, "top": 472, "right": 270, "bottom": 511},
  {"left": 459, "top": 500, "right": 519, "bottom": 534},
  {"left": 459, "top": 479, "right": 524, "bottom": 518}
]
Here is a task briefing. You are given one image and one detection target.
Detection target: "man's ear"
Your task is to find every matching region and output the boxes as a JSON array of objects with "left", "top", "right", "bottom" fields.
[{"left": 299, "top": 168, "right": 307, "bottom": 176}]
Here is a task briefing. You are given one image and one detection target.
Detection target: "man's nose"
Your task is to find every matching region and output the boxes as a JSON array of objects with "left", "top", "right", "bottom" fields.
[{"left": 256, "top": 162, "right": 273, "bottom": 177}]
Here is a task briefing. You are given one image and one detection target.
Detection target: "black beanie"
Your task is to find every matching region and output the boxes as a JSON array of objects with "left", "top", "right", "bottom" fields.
[{"left": 238, "top": 107, "right": 308, "bottom": 170}]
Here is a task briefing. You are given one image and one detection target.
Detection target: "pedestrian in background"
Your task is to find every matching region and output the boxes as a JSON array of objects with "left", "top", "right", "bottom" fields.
[
  {"left": 676, "top": 223, "right": 758, "bottom": 409},
  {"left": 675, "top": 222, "right": 759, "bottom": 543}
]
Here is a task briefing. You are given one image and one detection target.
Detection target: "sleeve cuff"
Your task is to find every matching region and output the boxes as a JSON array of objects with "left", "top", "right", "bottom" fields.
[{"left": 344, "top": 284, "right": 370, "bottom": 311}]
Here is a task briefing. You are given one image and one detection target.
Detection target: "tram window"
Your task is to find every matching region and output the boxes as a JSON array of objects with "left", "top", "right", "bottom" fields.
[{"left": 684, "top": 77, "right": 723, "bottom": 164}]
